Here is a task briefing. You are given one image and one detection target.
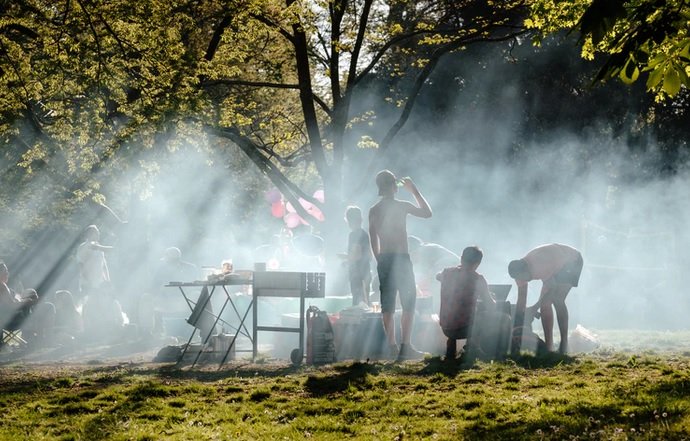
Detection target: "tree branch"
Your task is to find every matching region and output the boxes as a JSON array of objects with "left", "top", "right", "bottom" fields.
[
  {"left": 205, "top": 14, "right": 233, "bottom": 61},
  {"left": 347, "top": 0, "right": 373, "bottom": 88},
  {"left": 249, "top": 12, "right": 295, "bottom": 45},
  {"left": 352, "top": 27, "right": 530, "bottom": 199},
  {"left": 199, "top": 79, "right": 333, "bottom": 116},
  {"left": 210, "top": 125, "right": 322, "bottom": 218}
]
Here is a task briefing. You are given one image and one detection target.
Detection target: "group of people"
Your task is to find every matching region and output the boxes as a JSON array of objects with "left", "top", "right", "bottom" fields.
[
  {"left": 1, "top": 224, "right": 133, "bottom": 351},
  {"left": 1, "top": 262, "right": 82, "bottom": 347},
  {"left": 3, "top": 170, "right": 583, "bottom": 362},
  {"left": 344, "top": 169, "right": 584, "bottom": 361}
]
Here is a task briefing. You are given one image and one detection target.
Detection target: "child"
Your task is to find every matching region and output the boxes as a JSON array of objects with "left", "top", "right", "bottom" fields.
[{"left": 345, "top": 206, "right": 372, "bottom": 306}]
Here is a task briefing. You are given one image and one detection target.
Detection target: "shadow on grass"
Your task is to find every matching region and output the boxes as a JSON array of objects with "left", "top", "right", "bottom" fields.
[
  {"left": 648, "top": 374, "right": 690, "bottom": 399},
  {"left": 304, "top": 362, "right": 383, "bottom": 397},
  {"left": 418, "top": 352, "right": 578, "bottom": 377},
  {"left": 508, "top": 352, "right": 578, "bottom": 369}
]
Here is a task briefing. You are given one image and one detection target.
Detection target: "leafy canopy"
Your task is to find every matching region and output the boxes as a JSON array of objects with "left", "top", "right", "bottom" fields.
[
  {"left": 1, "top": 0, "right": 530, "bottom": 225},
  {"left": 526, "top": 0, "right": 690, "bottom": 98}
]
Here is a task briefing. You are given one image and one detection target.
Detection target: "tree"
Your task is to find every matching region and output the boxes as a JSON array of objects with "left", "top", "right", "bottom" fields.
[
  {"left": 1, "top": 0, "right": 531, "bottom": 258},
  {"left": 526, "top": 0, "right": 690, "bottom": 98}
]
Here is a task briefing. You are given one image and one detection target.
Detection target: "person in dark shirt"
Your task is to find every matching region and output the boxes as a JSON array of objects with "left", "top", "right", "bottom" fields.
[
  {"left": 437, "top": 246, "right": 495, "bottom": 360},
  {"left": 345, "top": 206, "right": 372, "bottom": 306}
]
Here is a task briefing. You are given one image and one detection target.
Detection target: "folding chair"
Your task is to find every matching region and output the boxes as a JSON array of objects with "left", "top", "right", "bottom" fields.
[{"left": 1, "top": 312, "right": 29, "bottom": 349}]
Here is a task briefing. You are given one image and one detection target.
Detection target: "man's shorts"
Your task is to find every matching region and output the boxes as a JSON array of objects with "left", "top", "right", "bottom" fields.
[
  {"left": 377, "top": 253, "right": 416, "bottom": 313},
  {"left": 553, "top": 253, "right": 584, "bottom": 287}
]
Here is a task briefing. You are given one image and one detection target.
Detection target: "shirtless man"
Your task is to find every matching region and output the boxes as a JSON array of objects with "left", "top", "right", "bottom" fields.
[
  {"left": 369, "top": 170, "right": 432, "bottom": 361},
  {"left": 508, "top": 243, "right": 583, "bottom": 354}
]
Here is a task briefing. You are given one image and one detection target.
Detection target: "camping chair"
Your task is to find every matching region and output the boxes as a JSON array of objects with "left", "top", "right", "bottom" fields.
[{"left": 1, "top": 312, "right": 28, "bottom": 348}]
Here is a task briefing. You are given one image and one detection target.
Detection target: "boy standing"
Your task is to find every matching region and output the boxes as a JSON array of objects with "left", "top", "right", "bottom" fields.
[{"left": 345, "top": 206, "right": 372, "bottom": 306}]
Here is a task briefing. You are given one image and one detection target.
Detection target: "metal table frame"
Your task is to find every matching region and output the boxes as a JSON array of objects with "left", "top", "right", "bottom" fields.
[
  {"left": 167, "top": 271, "right": 325, "bottom": 367},
  {"left": 167, "top": 279, "right": 253, "bottom": 367},
  {"left": 251, "top": 271, "right": 325, "bottom": 364}
]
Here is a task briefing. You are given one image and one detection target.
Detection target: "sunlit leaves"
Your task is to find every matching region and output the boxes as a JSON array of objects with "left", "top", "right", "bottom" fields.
[
  {"left": 620, "top": 56, "right": 640, "bottom": 84},
  {"left": 528, "top": 0, "right": 690, "bottom": 98},
  {"left": 0, "top": 0, "right": 533, "bottom": 240},
  {"left": 356, "top": 135, "right": 378, "bottom": 149},
  {"left": 662, "top": 68, "right": 682, "bottom": 96}
]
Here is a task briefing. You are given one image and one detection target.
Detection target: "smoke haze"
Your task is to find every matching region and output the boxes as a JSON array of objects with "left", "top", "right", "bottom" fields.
[{"left": 2, "top": 37, "right": 689, "bottom": 364}]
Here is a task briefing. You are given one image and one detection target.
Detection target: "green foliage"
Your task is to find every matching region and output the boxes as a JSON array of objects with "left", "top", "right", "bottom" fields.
[
  {"left": 527, "top": 0, "right": 690, "bottom": 98},
  {"left": 1, "top": 0, "right": 531, "bottom": 248}
]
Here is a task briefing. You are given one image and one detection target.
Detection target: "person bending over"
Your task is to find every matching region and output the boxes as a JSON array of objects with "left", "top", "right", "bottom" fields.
[{"left": 509, "top": 243, "right": 583, "bottom": 354}]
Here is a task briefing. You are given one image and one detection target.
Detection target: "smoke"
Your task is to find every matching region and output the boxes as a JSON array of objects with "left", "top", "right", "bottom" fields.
[
  {"left": 359, "top": 39, "right": 690, "bottom": 333},
  {"left": 3, "top": 35, "right": 689, "bottom": 365}
]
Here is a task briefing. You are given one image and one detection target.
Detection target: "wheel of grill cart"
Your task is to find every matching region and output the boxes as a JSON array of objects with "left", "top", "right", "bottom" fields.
[{"left": 290, "top": 348, "right": 303, "bottom": 366}]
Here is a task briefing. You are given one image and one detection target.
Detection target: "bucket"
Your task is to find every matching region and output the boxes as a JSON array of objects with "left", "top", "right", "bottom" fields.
[{"left": 211, "top": 333, "right": 236, "bottom": 360}]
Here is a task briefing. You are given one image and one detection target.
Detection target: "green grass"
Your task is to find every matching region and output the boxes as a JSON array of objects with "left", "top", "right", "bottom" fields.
[{"left": 1, "top": 349, "right": 690, "bottom": 440}]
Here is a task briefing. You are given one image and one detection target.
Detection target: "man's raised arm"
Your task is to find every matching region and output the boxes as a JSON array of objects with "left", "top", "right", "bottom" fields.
[{"left": 401, "top": 178, "right": 432, "bottom": 218}]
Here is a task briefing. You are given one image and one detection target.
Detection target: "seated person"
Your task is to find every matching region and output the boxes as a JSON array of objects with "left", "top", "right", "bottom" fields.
[
  {"left": 1, "top": 262, "right": 36, "bottom": 324},
  {"left": 1, "top": 262, "right": 54, "bottom": 345},
  {"left": 82, "top": 282, "right": 127, "bottom": 343},
  {"left": 52, "top": 290, "right": 84, "bottom": 342},
  {"left": 436, "top": 246, "right": 495, "bottom": 360},
  {"left": 21, "top": 295, "right": 56, "bottom": 346}
]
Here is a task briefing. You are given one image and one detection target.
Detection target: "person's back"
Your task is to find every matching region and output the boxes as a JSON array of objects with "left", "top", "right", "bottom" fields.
[
  {"left": 436, "top": 246, "right": 495, "bottom": 360},
  {"left": 521, "top": 243, "right": 582, "bottom": 282},
  {"left": 438, "top": 266, "right": 483, "bottom": 333},
  {"left": 369, "top": 198, "right": 413, "bottom": 254},
  {"left": 368, "top": 170, "right": 432, "bottom": 361}
]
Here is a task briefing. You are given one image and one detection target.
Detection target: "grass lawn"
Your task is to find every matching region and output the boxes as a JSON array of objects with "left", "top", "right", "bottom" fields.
[{"left": 1, "top": 330, "right": 690, "bottom": 440}]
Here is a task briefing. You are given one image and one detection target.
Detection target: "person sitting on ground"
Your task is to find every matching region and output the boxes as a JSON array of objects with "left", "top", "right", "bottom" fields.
[
  {"left": 52, "top": 290, "right": 84, "bottom": 343},
  {"left": 508, "top": 243, "right": 584, "bottom": 354},
  {"left": 1, "top": 262, "right": 37, "bottom": 326},
  {"left": 81, "top": 281, "right": 126, "bottom": 343},
  {"left": 1, "top": 262, "right": 55, "bottom": 346},
  {"left": 437, "top": 246, "right": 496, "bottom": 360}
]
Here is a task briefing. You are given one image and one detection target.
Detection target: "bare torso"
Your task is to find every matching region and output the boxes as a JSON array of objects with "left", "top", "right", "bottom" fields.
[
  {"left": 524, "top": 243, "right": 581, "bottom": 281},
  {"left": 369, "top": 198, "right": 413, "bottom": 255}
]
